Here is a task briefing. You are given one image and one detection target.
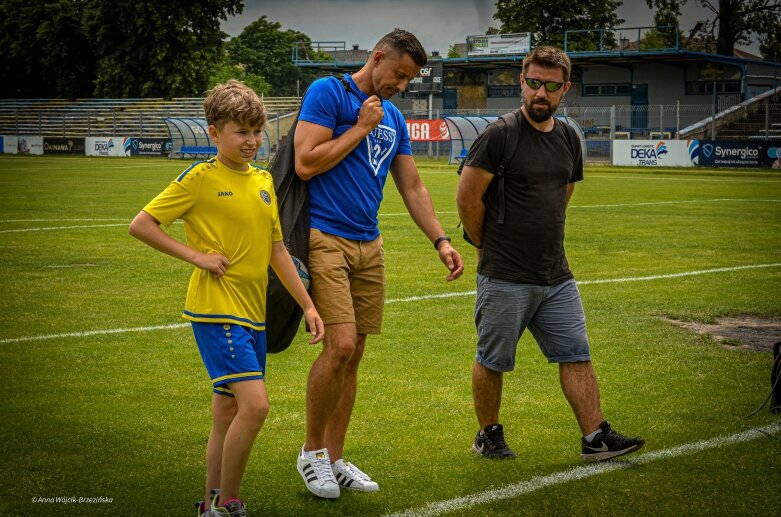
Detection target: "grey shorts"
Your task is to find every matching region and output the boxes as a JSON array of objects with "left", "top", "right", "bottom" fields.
[{"left": 475, "top": 275, "right": 590, "bottom": 372}]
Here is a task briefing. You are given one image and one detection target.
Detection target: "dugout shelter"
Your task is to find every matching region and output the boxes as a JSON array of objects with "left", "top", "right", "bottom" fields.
[
  {"left": 444, "top": 114, "right": 587, "bottom": 164},
  {"left": 164, "top": 117, "right": 270, "bottom": 160}
]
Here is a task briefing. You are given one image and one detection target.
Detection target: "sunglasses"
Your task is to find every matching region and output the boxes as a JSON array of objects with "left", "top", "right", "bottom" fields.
[{"left": 524, "top": 77, "right": 565, "bottom": 92}]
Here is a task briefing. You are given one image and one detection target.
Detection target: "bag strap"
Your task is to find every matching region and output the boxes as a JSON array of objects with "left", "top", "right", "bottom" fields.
[{"left": 495, "top": 111, "right": 520, "bottom": 225}]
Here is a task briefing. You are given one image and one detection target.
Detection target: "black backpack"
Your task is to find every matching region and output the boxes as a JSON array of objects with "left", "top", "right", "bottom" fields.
[
  {"left": 456, "top": 112, "right": 519, "bottom": 246},
  {"left": 264, "top": 75, "right": 356, "bottom": 353}
]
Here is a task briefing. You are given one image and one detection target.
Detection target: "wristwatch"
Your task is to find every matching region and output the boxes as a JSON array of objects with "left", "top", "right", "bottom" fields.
[{"left": 433, "top": 235, "right": 452, "bottom": 250}]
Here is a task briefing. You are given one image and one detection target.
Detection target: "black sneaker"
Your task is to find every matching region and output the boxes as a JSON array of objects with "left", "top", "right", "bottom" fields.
[
  {"left": 472, "top": 423, "right": 517, "bottom": 459},
  {"left": 581, "top": 420, "right": 645, "bottom": 462}
]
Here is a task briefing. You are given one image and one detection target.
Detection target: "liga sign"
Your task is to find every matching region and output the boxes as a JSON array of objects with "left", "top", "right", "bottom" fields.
[
  {"left": 406, "top": 119, "right": 450, "bottom": 142},
  {"left": 467, "top": 33, "right": 531, "bottom": 56}
]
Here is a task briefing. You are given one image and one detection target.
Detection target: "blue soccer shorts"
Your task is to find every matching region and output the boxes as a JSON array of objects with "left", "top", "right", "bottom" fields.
[{"left": 191, "top": 322, "right": 267, "bottom": 397}]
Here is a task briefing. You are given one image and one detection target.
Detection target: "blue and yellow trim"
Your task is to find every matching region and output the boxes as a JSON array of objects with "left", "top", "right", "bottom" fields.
[{"left": 183, "top": 311, "right": 266, "bottom": 331}]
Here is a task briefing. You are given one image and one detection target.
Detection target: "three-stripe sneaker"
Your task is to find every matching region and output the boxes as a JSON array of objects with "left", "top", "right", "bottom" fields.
[
  {"left": 331, "top": 459, "right": 380, "bottom": 492},
  {"left": 581, "top": 420, "right": 645, "bottom": 462},
  {"left": 297, "top": 447, "right": 340, "bottom": 499}
]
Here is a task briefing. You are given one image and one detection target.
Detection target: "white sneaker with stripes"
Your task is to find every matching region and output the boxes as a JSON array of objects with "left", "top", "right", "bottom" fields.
[
  {"left": 331, "top": 459, "right": 380, "bottom": 492},
  {"left": 297, "top": 447, "right": 340, "bottom": 499}
]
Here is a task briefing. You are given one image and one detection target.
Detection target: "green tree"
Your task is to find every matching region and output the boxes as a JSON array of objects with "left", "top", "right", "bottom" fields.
[
  {"left": 0, "top": 0, "right": 95, "bottom": 98},
  {"left": 225, "top": 16, "right": 324, "bottom": 96},
  {"left": 652, "top": 0, "right": 781, "bottom": 57},
  {"left": 645, "top": 0, "right": 684, "bottom": 47},
  {"left": 84, "top": 0, "right": 242, "bottom": 98},
  {"left": 493, "top": 0, "right": 625, "bottom": 50},
  {"left": 208, "top": 60, "right": 271, "bottom": 96},
  {"left": 758, "top": 18, "right": 781, "bottom": 61},
  {"left": 447, "top": 44, "right": 462, "bottom": 58}
]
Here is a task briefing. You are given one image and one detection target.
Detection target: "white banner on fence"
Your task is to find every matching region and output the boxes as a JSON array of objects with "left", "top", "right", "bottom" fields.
[
  {"left": 612, "top": 140, "right": 695, "bottom": 167},
  {"left": 467, "top": 33, "right": 531, "bottom": 56},
  {"left": 85, "top": 137, "right": 131, "bottom": 157},
  {"left": 3, "top": 135, "right": 44, "bottom": 155}
]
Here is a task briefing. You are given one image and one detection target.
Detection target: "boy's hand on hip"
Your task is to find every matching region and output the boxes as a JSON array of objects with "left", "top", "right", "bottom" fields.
[{"left": 197, "top": 252, "right": 230, "bottom": 278}]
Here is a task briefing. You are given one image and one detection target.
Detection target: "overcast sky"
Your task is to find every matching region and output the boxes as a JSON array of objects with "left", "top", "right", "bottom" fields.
[{"left": 221, "top": 0, "right": 754, "bottom": 55}]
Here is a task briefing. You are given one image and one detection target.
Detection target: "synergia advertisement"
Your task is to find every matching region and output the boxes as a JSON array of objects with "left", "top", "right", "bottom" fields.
[
  {"left": 695, "top": 141, "right": 781, "bottom": 168},
  {"left": 614, "top": 140, "right": 781, "bottom": 168}
]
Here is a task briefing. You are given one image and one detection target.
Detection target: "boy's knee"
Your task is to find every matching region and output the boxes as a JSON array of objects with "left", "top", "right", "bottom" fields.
[
  {"left": 212, "top": 395, "right": 238, "bottom": 427},
  {"left": 240, "top": 399, "right": 269, "bottom": 429}
]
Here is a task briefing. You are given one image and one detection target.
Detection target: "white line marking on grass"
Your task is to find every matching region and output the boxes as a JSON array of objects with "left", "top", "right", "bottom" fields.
[
  {"left": 378, "top": 198, "right": 779, "bottom": 217},
  {"left": 386, "top": 421, "right": 781, "bottom": 517},
  {"left": 0, "top": 323, "right": 189, "bottom": 344},
  {"left": 572, "top": 198, "right": 780, "bottom": 209},
  {"left": 0, "top": 223, "right": 129, "bottom": 233},
  {"left": 0, "top": 221, "right": 181, "bottom": 234},
  {"left": 46, "top": 263, "right": 96, "bottom": 268},
  {"left": 385, "top": 263, "right": 781, "bottom": 304},
  {"left": 3, "top": 263, "right": 780, "bottom": 345},
  {"left": 0, "top": 218, "right": 128, "bottom": 223},
  {"left": 588, "top": 174, "right": 781, "bottom": 183}
]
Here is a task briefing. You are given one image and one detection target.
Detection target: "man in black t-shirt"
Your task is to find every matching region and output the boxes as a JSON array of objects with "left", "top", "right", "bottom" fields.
[{"left": 457, "top": 46, "right": 644, "bottom": 462}]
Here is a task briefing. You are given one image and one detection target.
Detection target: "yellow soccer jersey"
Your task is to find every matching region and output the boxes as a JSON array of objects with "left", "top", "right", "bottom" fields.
[{"left": 143, "top": 159, "right": 283, "bottom": 330}]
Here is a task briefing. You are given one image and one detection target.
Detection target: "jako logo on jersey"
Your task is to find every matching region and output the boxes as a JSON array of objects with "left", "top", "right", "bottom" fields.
[
  {"left": 366, "top": 124, "right": 396, "bottom": 176},
  {"left": 260, "top": 190, "right": 271, "bottom": 205},
  {"left": 217, "top": 191, "right": 233, "bottom": 197}
]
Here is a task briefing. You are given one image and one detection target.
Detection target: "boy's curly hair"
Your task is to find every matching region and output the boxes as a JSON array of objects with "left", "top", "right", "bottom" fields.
[{"left": 203, "top": 80, "right": 266, "bottom": 129}]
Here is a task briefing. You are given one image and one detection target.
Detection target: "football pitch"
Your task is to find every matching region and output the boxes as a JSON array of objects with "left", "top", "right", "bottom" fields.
[{"left": 1, "top": 154, "right": 780, "bottom": 515}]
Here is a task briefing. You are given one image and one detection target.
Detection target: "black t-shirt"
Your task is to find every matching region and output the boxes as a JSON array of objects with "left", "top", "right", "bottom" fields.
[{"left": 464, "top": 111, "right": 583, "bottom": 285}]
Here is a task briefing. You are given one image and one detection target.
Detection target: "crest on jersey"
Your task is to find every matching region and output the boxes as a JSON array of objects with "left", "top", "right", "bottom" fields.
[
  {"left": 260, "top": 190, "right": 271, "bottom": 205},
  {"left": 365, "top": 124, "right": 396, "bottom": 176}
]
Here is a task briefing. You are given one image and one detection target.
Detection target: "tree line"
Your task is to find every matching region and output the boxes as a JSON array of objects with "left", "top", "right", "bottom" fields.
[
  {"left": 1, "top": 0, "right": 779, "bottom": 99},
  {"left": 0, "top": 0, "right": 323, "bottom": 99}
]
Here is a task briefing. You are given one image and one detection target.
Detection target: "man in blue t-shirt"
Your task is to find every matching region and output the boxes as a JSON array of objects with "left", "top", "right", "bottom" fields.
[{"left": 293, "top": 28, "right": 464, "bottom": 499}]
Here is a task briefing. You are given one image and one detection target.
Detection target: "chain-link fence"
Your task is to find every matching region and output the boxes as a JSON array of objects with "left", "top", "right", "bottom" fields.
[{"left": 402, "top": 101, "right": 781, "bottom": 163}]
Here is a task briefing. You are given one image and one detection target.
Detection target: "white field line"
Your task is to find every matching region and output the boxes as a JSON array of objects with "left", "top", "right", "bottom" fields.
[
  {"left": 0, "top": 223, "right": 129, "bottom": 233},
  {"left": 0, "top": 218, "right": 128, "bottom": 223},
  {"left": 378, "top": 198, "right": 780, "bottom": 217},
  {"left": 385, "top": 421, "right": 781, "bottom": 517},
  {"left": 583, "top": 174, "right": 781, "bottom": 183},
  {"left": 0, "top": 323, "right": 189, "bottom": 344},
  {"left": 386, "top": 262, "right": 781, "bottom": 304},
  {"left": 1, "top": 263, "right": 779, "bottom": 345},
  {"left": 0, "top": 220, "right": 182, "bottom": 234},
  {"left": 0, "top": 199, "right": 775, "bottom": 231}
]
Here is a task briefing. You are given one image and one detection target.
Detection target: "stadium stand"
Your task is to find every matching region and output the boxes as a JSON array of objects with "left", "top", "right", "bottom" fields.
[{"left": 0, "top": 97, "right": 301, "bottom": 139}]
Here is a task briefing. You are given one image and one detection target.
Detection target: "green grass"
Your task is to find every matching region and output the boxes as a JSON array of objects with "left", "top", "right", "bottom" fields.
[{"left": 1, "top": 154, "right": 780, "bottom": 516}]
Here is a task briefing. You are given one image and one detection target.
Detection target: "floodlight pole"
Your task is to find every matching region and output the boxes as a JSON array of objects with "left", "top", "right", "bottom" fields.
[{"left": 428, "top": 93, "right": 433, "bottom": 158}]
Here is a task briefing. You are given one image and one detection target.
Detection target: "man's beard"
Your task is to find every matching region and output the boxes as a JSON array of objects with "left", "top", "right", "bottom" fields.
[{"left": 524, "top": 98, "right": 558, "bottom": 122}]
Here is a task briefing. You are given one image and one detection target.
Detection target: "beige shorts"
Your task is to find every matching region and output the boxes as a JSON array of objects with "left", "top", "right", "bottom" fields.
[{"left": 308, "top": 228, "right": 385, "bottom": 334}]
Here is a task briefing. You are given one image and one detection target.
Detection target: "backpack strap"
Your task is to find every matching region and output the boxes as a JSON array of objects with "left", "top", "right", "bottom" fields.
[{"left": 495, "top": 111, "right": 520, "bottom": 225}]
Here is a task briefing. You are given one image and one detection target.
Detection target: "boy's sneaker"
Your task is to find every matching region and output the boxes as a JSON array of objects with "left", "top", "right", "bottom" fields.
[
  {"left": 581, "top": 420, "right": 645, "bottom": 462},
  {"left": 195, "top": 489, "right": 220, "bottom": 517},
  {"left": 211, "top": 498, "right": 246, "bottom": 517},
  {"left": 332, "top": 459, "right": 380, "bottom": 492},
  {"left": 297, "top": 447, "right": 340, "bottom": 499},
  {"left": 472, "top": 423, "right": 517, "bottom": 459},
  {"left": 194, "top": 500, "right": 213, "bottom": 517}
]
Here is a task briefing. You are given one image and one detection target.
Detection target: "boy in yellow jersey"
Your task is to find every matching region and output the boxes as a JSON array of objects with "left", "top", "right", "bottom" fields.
[{"left": 129, "top": 80, "right": 324, "bottom": 517}]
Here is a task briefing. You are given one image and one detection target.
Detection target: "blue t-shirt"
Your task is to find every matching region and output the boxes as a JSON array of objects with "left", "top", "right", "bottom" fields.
[{"left": 298, "top": 74, "right": 412, "bottom": 240}]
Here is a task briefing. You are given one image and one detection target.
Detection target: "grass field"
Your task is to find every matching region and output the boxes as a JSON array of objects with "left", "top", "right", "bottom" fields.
[{"left": 1, "top": 154, "right": 780, "bottom": 516}]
